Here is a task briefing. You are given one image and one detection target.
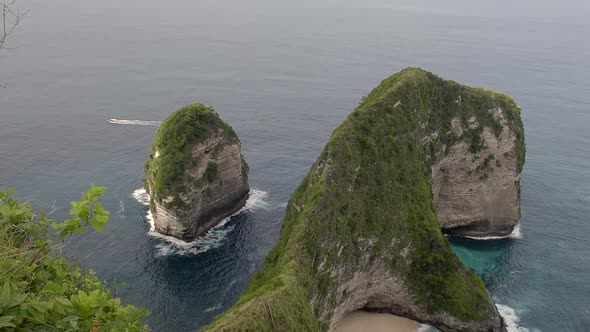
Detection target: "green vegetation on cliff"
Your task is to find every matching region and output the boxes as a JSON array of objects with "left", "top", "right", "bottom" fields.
[
  {"left": 204, "top": 68, "right": 523, "bottom": 331},
  {"left": 145, "top": 103, "right": 239, "bottom": 207},
  {"left": 0, "top": 187, "right": 148, "bottom": 331}
]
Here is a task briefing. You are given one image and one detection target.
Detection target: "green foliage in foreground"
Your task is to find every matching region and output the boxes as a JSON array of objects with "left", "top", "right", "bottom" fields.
[
  {"left": 204, "top": 68, "right": 524, "bottom": 331},
  {"left": 145, "top": 103, "right": 239, "bottom": 207},
  {"left": 0, "top": 186, "right": 149, "bottom": 331}
]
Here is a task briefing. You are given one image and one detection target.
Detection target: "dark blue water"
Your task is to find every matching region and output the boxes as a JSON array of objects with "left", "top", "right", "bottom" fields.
[{"left": 1, "top": 1, "right": 589, "bottom": 331}]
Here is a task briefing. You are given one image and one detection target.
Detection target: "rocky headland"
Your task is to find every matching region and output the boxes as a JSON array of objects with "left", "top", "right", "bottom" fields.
[
  {"left": 203, "top": 68, "right": 524, "bottom": 331},
  {"left": 144, "top": 103, "right": 250, "bottom": 242}
]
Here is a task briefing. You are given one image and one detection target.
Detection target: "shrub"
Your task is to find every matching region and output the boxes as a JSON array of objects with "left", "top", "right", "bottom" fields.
[{"left": 0, "top": 186, "right": 149, "bottom": 331}]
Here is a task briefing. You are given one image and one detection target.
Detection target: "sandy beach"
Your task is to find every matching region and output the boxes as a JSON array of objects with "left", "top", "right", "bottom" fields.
[{"left": 334, "top": 311, "right": 420, "bottom": 332}]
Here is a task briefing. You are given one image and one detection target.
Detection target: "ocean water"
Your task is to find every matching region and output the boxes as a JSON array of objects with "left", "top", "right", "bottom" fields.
[{"left": 1, "top": 0, "right": 589, "bottom": 331}]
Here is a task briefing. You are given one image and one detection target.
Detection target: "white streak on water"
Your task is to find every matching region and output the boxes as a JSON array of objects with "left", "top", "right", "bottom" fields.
[
  {"left": 117, "top": 200, "right": 126, "bottom": 220},
  {"left": 226, "top": 279, "right": 237, "bottom": 290},
  {"left": 132, "top": 188, "right": 269, "bottom": 256},
  {"left": 496, "top": 304, "right": 531, "bottom": 332},
  {"left": 463, "top": 224, "right": 523, "bottom": 241},
  {"left": 204, "top": 303, "right": 223, "bottom": 313},
  {"left": 107, "top": 119, "right": 161, "bottom": 127}
]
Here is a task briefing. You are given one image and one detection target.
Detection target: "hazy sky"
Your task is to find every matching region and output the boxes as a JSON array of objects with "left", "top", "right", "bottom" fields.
[
  {"left": 11, "top": 0, "right": 590, "bottom": 26},
  {"left": 362, "top": 0, "right": 590, "bottom": 22},
  {"left": 402, "top": 0, "right": 590, "bottom": 18}
]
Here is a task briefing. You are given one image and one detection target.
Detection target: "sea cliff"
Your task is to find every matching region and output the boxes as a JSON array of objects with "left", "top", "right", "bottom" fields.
[
  {"left": 202, "top": 68, "right": 523, "bottom": 331},
  {"left": 430, "top": 101, "right": 524, "bottom": 237},
  {"left": 145, "top": 103, "right": 250, "bottom": 241}
]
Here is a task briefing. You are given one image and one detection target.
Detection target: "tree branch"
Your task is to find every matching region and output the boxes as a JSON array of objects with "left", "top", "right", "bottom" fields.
[
  {"left": 0, "top": 0, "right": 27, "bottom": 49},
  {"left": 1, "top": 0, "right": 26, "bottom": 87}
]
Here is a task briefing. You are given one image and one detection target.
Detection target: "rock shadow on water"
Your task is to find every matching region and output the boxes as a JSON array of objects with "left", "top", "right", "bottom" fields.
[
  {"left": 128, "top": 187, "right": 273, "bottom": 331},
  {"left": 136, "top": 211, "right": 259, "bottom": 331}
]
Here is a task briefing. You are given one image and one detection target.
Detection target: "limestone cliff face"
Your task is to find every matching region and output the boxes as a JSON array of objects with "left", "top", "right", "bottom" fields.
[
  {"left": 432, "top": 109, "right": 522, "bottom": 237},
  {"left": 322, "top": 253, "right": 503, "bottom": 332},
  {"left": 145, "top": 104, "right": 249, "bottom": 241},
  {"left": 203, "top": 69, "right": 515, "bottom": 332}
]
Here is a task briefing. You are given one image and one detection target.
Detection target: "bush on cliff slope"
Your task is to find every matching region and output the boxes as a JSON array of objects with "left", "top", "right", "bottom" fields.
[{"left": 0, "top": 186, "right": 148, "bottom": 331}]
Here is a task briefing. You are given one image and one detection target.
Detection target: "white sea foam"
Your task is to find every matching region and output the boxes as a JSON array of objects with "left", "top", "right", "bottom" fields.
[
  {"left": 204, "top": 303, "right": 223, "bottom": 313},
  {"left": 510, "top": 224, "right": 523, "bottom": 239},
  {"left": 462, "top": 224, "right": 523, "bottom": 241},
  {"left": 131, "top": 188, "right": 151, "bottom": 206},
  {"left": 496, "top": 304, "right": 530, "bottom": 332},
  {"left": 416, "top": 323, "right": 438, "bottom": 331},
  {"left": 243, "top": 189, "right": 270, "bottom": 211},
  {"left": 412, "top": 305, "right": 530, "bottom": 332},
  {"left": 132, "top": 188, "right": 268, "bottom": 256},
  {"left": 117, "top": 200, "right": 126, "bottom": 220},
  {"left": 107, "top": 119, "right": 161, "bottom": 127}
]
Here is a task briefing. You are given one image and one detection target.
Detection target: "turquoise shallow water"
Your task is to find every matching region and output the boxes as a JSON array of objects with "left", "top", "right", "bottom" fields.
[{"left": 1, "top": 0, "right": 590, "bottom": 331}]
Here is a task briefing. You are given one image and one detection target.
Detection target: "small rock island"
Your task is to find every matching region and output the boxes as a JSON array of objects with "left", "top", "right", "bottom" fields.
[
  {"left": 203, "top": 68, "right": 524, "bottom": 331},
  {"left": 145, "top": 103, "right": 250, "bottom": 241}
]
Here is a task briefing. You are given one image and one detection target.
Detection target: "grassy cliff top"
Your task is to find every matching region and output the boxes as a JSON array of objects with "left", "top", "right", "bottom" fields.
[
  {"left": 356, "top": 67, "right": 524, "bottom": 170},
  {"left": 145, "top": 103, "right": 238, "bottom": 202},
  {"left": 203, "top": 68, "right": 522, "bottom": 331}
]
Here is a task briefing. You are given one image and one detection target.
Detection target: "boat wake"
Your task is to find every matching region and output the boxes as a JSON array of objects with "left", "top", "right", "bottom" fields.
[
  {"left": 107, "top": 119, "right": 161, "bottom": 127},
  {"left": 496, "top": 304, "right": 531, "bottom": 332},
  {"left": 132, "top": 188, "right": 269, "bottom": 256}
]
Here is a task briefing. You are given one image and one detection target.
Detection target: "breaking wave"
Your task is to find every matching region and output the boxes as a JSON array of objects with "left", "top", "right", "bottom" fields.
[
  {"left": 496, "top": 304, "right": 530, "bottom": 332},
  {"left": 417, "top": 323, "right": 438, "bottom": 331},
  {"left": 131, "top": 188, "right": 151, "bottom": 205},
  {"left": 132, "top": 188, "right": 268, "bottom": 256},
  {"left": 414, "top": 304, "right": 531, "bottom": 331},
  {"left": 463, "top": 224, "right": 523, "bottom": 241},
  {"left": 107, "top": 119, "right": 161, "bottom": 127}
]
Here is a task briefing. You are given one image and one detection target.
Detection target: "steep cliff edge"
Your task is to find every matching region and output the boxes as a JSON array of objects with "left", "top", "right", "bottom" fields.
[
  {"left": 145, "top": 103, "right": 250, "bottom": 241},
  {"left": 203, "top": 68, "right": 518, "bottom": 331},
  {"left": 431, "top": 103, "right": 524, "bottom": 237}
]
